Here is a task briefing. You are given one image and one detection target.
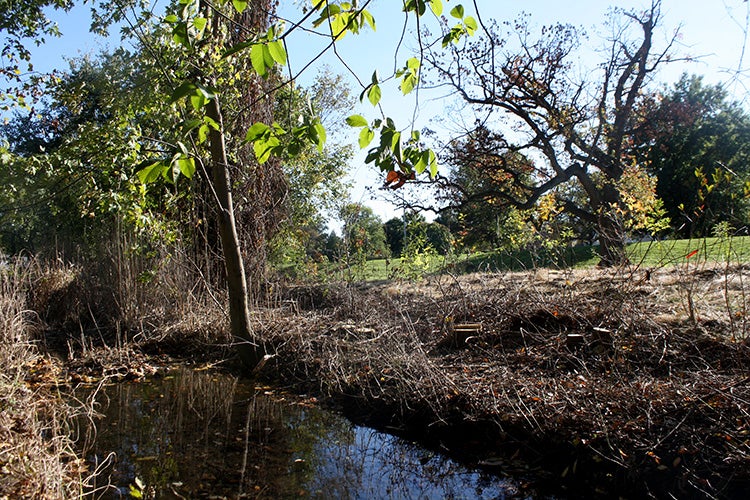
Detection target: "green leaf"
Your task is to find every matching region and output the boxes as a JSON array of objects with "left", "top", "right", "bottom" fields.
[
  {"left": 391, "top": 131, "right": 402, "bottom": 159},
  {"left": 450, "top": 4, "right": 465, "bottom": 19},
  {"left": 430, "top": 0, "right": 443, "bottom": 17},
  {"left": 367, "top": 84, "right": 381, "bottom": 106},
  {"left": 267, "top": 40, "right": 287, "bottom": 65},
  {"left": 414, "top": 152, "right": 427, "bottom": 174},
  {"left": 365, "top": 148, "right": 380, "bottom": 164},
  {"left": 181, "top": 118, "right": 202, "bottom": 132},
  {"left": 312, "top": 4, "right": 342, "bottom": 28},
  {"left": 405, "top": 0, "right": 427, "bottom": 16},
  {"left": 359, "top": 127, "right": 375, "bottom": 148},
  {"left": 129, "top": 484, "right": 143, "bottom": 499},
  {"left": 232, "top": 0, "right": 248, "bottom": 14},
  {"left": 254, "top": 135, "right": 280, "bottom": 164},
  {"left": 362, "top": 10, "right": 376, "bottom": 31},
  {"left": 197, "top": 124, "right": 209, "bottom": 144},
  {"left": 170, "top": 82, "right": 197, "bottom": 102},
  {"left": 406, "top": 57, "right": 420, "bottom": 70},
  {"left": 203, "top": 115, "right": 219, "bottom": 130},
  {"left": 176, "top": 156, "right": 196, "bottom": 179},
  {"left": 414, "top": 149, "right": 434, "bottom": 175},
  {"left": 401, "top": 74, "right": 417, "bottom": 95},
  {"left": 171, "top": 23, "right": 190, "bottom": 48},
  {"left": 189, "top": 93, "right": 207, "bottom": 111},
  {"left": 250, "top": 44, "right": 267, "bottom": 76},
  {"left": 262, "top": 44, "right": 275, "bottom": 69},
  {"left": 137, "top": 161, "right": 167, "bottom": 184},
  {"left": 222, "top": 40, "right": 253, "bottom": 59},
  {"left": 245, "top": 122, "right": 269, "bottom": 142},
  {"left": 428, "top": 149, "right": 438, "bottom": 178},
  {"left": 313, "top": 123, "right": 327, "bottom": 151},
  {"left": 164, "top": 14, "right": 178, "bottom": 23},
  {"left": 346, "top": 114, "right": 368, "bottom": 127},
  {"left": 464, "top": 16, "right": 478, "bottom": 34},
  {"left": 193, "top": 17, "right": 207, "bottom": 32},
  {"left": 196, "top": 84, "right": 216, "bottom": 100}
]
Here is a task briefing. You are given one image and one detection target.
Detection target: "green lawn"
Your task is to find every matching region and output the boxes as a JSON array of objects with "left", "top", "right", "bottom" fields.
[
  {"left": 354, "top": 235, "right": 750, "bottom": 280},
  {"left": 626, "top": 236, "right": 750, "bottom": 267}
]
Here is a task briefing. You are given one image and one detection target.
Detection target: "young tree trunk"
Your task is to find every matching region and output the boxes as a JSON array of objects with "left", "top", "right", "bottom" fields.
[{"left": 206, "top": 95, "right": 263, "bottom": 368}]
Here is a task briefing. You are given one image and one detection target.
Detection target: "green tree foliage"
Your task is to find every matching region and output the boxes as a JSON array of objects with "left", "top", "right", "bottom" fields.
[
  {"left": 639, "top": 74, "right": 750, "bottom": 237},
  {"left": 0, "top": 0, "right": 73, "bottom": 109},
  {"left": 423, "top": 221, "right": 452, "bottom": 255},
  {"left": 383, "top": 217, "right": 406, "bottom": 257},
  {"left": 440, "top": 126, "right": 535, "bottom": 252},
  {"left": 269, "top": 70, "right": 354, "bottom": 270},
  {"left": 340, "top": 203, "right": 389, "bottom": 260},
  {"left": 0, "top": 49, "right": 179, "bottom": 256},
  {"left": 384, "top": 213, "right": 452, "bottom": 257}
]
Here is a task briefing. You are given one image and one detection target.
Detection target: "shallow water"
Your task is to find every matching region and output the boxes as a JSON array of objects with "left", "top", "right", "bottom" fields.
[{"left": 75, "top": 367, "right": 528, "bottom": 499}]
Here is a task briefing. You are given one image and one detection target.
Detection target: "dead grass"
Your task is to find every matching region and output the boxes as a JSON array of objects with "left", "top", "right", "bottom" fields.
[
  {"left": 18, "top": 249, "right": 750, "bottom": 497},
  {"left": 257, "top": 264, "right": 750, "bottom": 498},
  {"left": 0, "top": 262, "right": 88, "bottom": 499}
]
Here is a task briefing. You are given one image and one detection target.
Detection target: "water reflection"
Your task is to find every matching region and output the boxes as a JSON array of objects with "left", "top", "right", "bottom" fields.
[{"left": 76, "top": 367, "right": 523, "bottom": 499}]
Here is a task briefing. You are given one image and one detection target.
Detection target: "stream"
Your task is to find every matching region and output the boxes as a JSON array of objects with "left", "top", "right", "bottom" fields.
[{"left": 73, "top": 366, "right": 536, "bottom": 499}]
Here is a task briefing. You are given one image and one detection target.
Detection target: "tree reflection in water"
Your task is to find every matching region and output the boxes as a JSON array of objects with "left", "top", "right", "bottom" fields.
[{"left": 75, "top": 368, "right": 522, "bottom": 499}]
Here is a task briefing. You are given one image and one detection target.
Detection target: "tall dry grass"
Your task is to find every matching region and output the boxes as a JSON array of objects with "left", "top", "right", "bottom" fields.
[
  {"left": 26, "top": 232, "right": 236, "bottom": 360},
  {"left": 0, "top": 260, "right": 86, "bottom": 499}
]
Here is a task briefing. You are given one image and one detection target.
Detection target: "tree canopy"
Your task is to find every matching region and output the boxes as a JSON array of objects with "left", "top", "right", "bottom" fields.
[
  {"left": 428, "top": 0, "right": 673, "bottom": 265},
  {"left": 639, "top": 74, "right": 750, "bottom": 237}
]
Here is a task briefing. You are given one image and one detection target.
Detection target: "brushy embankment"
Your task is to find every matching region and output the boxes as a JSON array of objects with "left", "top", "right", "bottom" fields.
[
  {"left": 22, "top": 252, "right": 750, "bottom": 498},
  {"left": 0, "top": 263, "right": 87, "bottom": 499},
  {"left": 256, "top": 264, "right": 750, "bottom": 498}
]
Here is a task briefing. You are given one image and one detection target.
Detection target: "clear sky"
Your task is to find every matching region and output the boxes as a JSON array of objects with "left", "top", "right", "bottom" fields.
[{"left": 18, "top": 0, "right": 750, "bottom": 225}]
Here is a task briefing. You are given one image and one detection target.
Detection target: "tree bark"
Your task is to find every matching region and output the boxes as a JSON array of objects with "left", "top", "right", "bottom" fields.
[
  {"left": 206, "top": 95, "right": 263, "bottom": 368},
  {"left": 597, "top": 211, "right": 627, "bottom": 267},
  {"left": 595, "top": 180, "right": 629, "bottom": 267}
]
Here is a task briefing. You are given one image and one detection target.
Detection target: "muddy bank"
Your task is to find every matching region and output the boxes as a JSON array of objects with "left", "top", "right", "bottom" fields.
[
  {"left": 28, "top": 263, "right": 750, "bottom": 498},
  {"left": 252, "top": 266, "right": 750, "bottom": 498}
]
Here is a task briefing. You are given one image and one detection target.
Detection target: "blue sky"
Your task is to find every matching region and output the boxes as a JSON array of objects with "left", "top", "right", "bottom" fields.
[{"left": 19, "top": 0, "right": 750, "bottom": 224}]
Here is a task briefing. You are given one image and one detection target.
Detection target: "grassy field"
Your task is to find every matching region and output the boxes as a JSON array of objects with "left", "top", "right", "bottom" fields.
[{"left": 352, "top": 235, "right": 750, "bottom": 281}]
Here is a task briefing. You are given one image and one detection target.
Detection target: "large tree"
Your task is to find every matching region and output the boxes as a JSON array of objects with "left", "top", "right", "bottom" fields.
[
  {"left": 1, "top": 0, "right": 469, "bottom": 368},
  {"left": 429, "top": 1, "right": 674, "bottom": 265},
  {"left": 638, "top": 74, "right": 750, "bottom": 237},
  {"left": 340, "top": 203, "right": 389, "bottom": 261},
  {"left": 439, "top": 125, "right": 536, "bottom": 251}
]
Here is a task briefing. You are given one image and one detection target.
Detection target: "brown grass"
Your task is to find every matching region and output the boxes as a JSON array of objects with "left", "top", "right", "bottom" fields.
[
  {"left": 19, "top": 246, "right": 750, "bottom": 497},
  {"left": 256, "top": 265, "right": 750, "bottom": 497},
  {"left": 0, "top": 261, "right": 88, "bottom": 499}
]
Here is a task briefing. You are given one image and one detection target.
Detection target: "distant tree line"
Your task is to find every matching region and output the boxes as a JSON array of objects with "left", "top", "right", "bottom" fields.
[{"left": 3, "top": 0, "right": 749, "bottom": 277}]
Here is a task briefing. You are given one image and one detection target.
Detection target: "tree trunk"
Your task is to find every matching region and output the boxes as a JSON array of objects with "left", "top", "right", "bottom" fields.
[
  {"left": 597, "top": 211, "right": 628, "bottom": 267},
  {"left": 206, "top": 95, "right": 263, "bottom": 368}
]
